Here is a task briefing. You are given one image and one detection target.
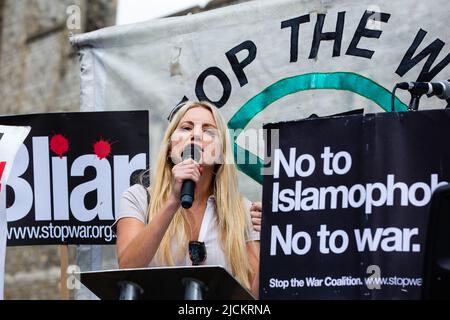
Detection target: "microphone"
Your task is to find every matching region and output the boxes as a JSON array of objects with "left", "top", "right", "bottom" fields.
[
  {"left": 180, "top": 144, "right": 201, "bottom": 209},
  {"left": 396, "top": 80, "right": 450, "bottom": 99}
]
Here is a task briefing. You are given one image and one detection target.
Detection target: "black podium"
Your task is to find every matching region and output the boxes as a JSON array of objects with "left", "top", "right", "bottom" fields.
[{"left": 78, "top": 265, "right": 255, "bottom": 300}]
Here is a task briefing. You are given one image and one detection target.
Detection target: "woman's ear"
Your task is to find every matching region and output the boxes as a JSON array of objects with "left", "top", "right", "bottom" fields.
[{"left": 167, "top": 151, "right": 175, "bottom": 165}]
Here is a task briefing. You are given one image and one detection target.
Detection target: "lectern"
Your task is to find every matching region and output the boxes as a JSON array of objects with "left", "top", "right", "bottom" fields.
[{"left": 78, "top": 265, "right": 255, "bottom": 300}]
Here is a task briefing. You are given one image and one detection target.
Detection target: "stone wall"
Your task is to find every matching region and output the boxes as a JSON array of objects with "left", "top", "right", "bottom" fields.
[
  {"left": 0, "top": 0, "right": 117, "bottom": 116},
  {"left": 4, "top": 246, "right": 77, "bottom": 300}
]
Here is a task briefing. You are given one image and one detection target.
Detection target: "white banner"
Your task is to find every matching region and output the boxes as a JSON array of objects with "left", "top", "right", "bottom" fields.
[
  {"left": 71, "top": 0, "right": 450, "bottom": 201},
  {"left": 0, "top": 125, "right": 31, "bottom": 300}
]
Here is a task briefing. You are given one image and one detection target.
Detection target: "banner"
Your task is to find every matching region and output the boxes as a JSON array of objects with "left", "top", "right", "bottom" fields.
[
  {"left": 71, "top": 0, "right": 450, "bottom": 200},
  {"left": 260, "top": 109, "right": 450, "bottom": 299},
  {"left": 0, "top": 125, "right": 31, "bottom": 300},
  {"left": 0, "top": 111, "right": 149, "bottom": 246}
]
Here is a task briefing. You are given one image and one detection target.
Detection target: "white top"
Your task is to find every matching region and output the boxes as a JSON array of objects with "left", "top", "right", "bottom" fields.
[{"left": 114, "top": 184, "right": 260, "bottom": 273}]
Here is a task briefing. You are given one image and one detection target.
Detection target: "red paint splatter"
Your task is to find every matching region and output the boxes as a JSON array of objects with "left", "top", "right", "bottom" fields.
[
  {"left": 50, "top": 134, "right": 69, "bottom": 159},
  {"left": 93, "top": 139, "right": 112, "bottom": 160},
  {"left": 0, "top": 161, "right": 6, "bottom": 192}
]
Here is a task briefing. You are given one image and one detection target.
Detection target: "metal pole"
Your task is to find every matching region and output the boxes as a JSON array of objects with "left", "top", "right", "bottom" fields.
[
  {"left": 183, "top": 278, "right": 204, "bottom": 300},
  {"left": 118, "top": 281, "right": 143, "bottom": 300},
  {"left": 59, "top": 245, "right": 70, "bottom": 300},
  {"left": 408, "top": 94, "right": 422, "bottom": 111}
]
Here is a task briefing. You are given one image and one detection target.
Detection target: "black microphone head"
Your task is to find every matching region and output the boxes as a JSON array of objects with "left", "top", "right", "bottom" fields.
[
  {"left": 188, "top": 241, "right": 207, "bottom": 265},
  {"left": 180, "top": 144, "right": 201, "bottom": 209},
  {"left": 181, "top": 143, "right": 202, "bottom": 162},
  {"left": 397, "top": 82, "right": 411, "bottom": 90}
]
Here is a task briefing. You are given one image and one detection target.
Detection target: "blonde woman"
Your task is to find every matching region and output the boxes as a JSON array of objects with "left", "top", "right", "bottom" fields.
[{"left": 114, "top": 101, "right": 261, "bottom": 297}]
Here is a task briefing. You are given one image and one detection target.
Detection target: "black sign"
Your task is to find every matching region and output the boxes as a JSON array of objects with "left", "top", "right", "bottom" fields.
[
  {"left": 260, "top": 109, "right": 450, "bottom": 299},
  {"left": 0, "top": 111, "right": 149, "bottom": 246}
]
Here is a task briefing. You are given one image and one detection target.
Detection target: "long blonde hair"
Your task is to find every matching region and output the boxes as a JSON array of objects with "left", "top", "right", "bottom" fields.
[{"left": 147, "top": 101, "right": 253, "bottom": 288}]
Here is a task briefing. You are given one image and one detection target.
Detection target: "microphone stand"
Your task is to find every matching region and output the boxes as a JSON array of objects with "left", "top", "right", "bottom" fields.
[
  {"left": 392, "top": 81, "right": 450, "bottom": 112},
  {"left": 408, "top": 93, "right": 422, "bottom": 111},
  {"left": 118, "top": 281, "right": 143, "bottom": 300},
  {"left": 183, "top": 278, "right": 205, "bottom": 300}
]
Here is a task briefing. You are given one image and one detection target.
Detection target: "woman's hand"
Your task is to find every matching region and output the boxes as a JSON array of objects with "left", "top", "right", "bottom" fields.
[
  {"left": 169, "top": 158, "right": 201, "bottom": 206},
  {"left": 250, "top": 202, "right": 262, "bottom": 232}
]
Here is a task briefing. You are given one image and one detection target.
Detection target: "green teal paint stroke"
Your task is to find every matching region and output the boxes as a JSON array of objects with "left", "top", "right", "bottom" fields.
[{"left": 228, "top": 72, "right": 408, "bottom": 184}]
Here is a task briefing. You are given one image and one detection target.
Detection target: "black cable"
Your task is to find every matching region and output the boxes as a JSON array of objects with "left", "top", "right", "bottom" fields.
[{"left": 391, "top": 84, "right": 399, "bottom": 112}]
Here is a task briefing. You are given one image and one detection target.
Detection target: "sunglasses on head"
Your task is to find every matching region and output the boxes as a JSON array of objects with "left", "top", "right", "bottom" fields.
[
  {"left": 167, "top": 99, "right": 189, "bottom": 122},
  {"left": 167, "top": 100, "right": 221, "bottom": 122},
  {"left": 188, "top": 241, "right": 207, "bottom": 266}
]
